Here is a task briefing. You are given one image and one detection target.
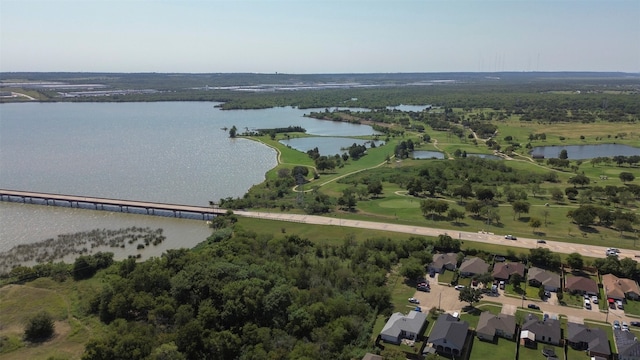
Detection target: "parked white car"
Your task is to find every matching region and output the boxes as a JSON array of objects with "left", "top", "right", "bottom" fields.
[{"left": 591, "top": 295, "right": 598, "bottom": 304}]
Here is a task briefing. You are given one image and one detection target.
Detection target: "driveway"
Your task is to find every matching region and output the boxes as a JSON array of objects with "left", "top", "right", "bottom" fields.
[{"left": 502, "top": 304, "right": 517, "bottom": 316}]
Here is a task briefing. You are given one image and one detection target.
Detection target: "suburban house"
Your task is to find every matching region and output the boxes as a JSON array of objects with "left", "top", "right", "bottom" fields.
[
  {"left": 429, "top": 253, "right": 457, "bottom": 274},
  {"left": 476, "top": 312, "right": 516, "bottom": 341},
  {"left": 566, "top": 322, "right": 611, "bottom": 359},
  {"left": 527, "top": 267, "right": 561, "bottom": 292},
  {"left": 602, "top": 274, "right": 640, "bottom": 301},
  {"left": 492, "top": 262, "right": 525, "bottom": 281},
  {"left": 380, "top": 310, "right": 427, "bottom": 344},
  {"left": 459, "top": 257, "right": 489, "bottom": 277},
  {"left": 565, "top": 276, "right": 599, "bottom": 295},
  {"left": 427, "top": 313, "right": 469, "bottom": 356},
  {"left": 521, "top": 314, "right": 562, "bottom": 346},
  {"left": 615, "top": 329, "right": 640, "bottom": 360}
]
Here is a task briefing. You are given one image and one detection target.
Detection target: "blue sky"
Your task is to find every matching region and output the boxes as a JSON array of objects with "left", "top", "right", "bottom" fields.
[{"left": 1, "top": 0, "right": 638, "bottom": 73}]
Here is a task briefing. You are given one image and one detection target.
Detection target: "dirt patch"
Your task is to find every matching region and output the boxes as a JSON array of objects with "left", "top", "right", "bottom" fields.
[{"left": 0, "top": 320, "right": 84, "bottom": 360}]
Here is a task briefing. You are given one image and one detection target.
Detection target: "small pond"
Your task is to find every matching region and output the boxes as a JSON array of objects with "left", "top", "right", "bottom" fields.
[
  {"left": 280, "top": 137, "right": 384, "bottom": 156},
  {"left": 467, "top": 153, "right": 502, "bottom": 160},
  {"left": 387, "top": 104, "right": 432, "bottom": 112},
  {"left": 412, "top": 150, "right": 445, "bottom": 159},
  {"left": 531, "top": 144, "right": 640, "bottom": 160}
]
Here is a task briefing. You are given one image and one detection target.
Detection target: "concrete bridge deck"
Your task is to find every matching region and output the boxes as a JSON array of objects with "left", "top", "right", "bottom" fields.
[{"left": 0, "top": 189, "right": 224, "bottom": 219}]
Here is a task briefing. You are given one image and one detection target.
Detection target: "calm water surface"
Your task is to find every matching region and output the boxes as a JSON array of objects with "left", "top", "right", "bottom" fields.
[
  {"left": 531, "top": 144, "right": 640, "bottom": 160},
  {"left": 0, "top": 102, "right": 377, "bottom": 257},
  {"left": 279, "top": 137, "right": 384, "bottom": 156},
  {"left": 412, "top": 150, "right": 445, "bottom": 159}
]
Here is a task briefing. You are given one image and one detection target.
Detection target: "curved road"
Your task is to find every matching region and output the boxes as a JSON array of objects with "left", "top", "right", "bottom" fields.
[{"left": 233, "top": 210, "right": 639, "bottom": 260}]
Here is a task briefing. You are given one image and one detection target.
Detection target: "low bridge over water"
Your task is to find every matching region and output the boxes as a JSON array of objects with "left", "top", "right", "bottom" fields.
[{"left": 0, "top": 189, "right": 225, "bottom": 220}]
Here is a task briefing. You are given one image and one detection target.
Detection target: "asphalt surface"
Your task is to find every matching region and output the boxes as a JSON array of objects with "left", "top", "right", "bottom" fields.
[{"left": 234, "top": 210, "right": 639, "bottom": 260}]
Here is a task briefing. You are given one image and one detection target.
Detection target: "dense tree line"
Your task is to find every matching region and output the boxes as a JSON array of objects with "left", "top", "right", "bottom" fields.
[{"left": 74, "top": 217, "right": 465, "bottom": 359}]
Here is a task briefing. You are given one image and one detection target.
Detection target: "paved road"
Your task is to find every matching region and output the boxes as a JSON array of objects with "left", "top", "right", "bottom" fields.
[
  {"left": 411, "top": 277, "right": 634, "bottom": 326},
  {"left": 234, "top": 210, "right": 639, "bottom": 260}
]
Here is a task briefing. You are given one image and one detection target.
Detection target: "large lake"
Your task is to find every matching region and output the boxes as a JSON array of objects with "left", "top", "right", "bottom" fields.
[{"left": 0, "top": 102, "right": 377, "bottom": 260}]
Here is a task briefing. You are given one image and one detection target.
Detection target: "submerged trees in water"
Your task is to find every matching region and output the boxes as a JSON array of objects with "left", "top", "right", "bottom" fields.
[{"left": 0, "top": 227, "right": 164, "bottom": 275}]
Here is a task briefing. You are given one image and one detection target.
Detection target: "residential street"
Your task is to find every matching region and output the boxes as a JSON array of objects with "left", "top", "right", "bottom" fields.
[{"left": 410, "top": 274, "right": 635, "bottom": 327}]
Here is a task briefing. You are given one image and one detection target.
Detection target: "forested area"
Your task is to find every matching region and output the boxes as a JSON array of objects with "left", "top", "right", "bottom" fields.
[{"left": 66, "top": 215, "right": 462, "bottom": 360}]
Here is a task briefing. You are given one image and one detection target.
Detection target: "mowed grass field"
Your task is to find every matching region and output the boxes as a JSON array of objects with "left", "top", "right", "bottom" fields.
[{"left": 0, "top": 277, "right": 105, "bottom": 360}]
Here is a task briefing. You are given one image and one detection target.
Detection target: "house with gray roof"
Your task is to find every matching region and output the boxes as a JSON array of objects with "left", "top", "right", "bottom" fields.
[
  {"left": 476, "top": 312, "right": 516, "bottom": 341},
  {"left": 380, "top": 310, "right": 427, "bottom": 344},
  {"left": 521, "top": 313, "right": 561, "bottom": 346},
  {"left": 459, "top": 257, "right": 489, "bottom": 277},
  {"left": 527, "top": 267, "right": 561, "bottom": 292},
  {"left": 427, "top": 313, "right": 469, "bottom": 356},
  {"left": 567, "top": 322, "right": 611, "bottom": 359},
  {"left": 429, "top": 253, "right": 457, "bottom": 274},
  {"left": 615, "top": 328, "right": 640, "bottom": 360},
  {"left": 565, "top": 276, "right": 599, "bottom": 295}
]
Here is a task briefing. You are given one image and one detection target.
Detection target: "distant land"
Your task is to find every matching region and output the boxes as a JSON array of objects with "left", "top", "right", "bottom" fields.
[{"left": 2, "top": 71, "right": 638, "bottom": 106}]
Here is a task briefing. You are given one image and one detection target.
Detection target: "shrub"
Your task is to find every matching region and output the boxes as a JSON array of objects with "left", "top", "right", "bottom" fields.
[{"left": 24, "top": 311, "right": 54, "bottom": 341}]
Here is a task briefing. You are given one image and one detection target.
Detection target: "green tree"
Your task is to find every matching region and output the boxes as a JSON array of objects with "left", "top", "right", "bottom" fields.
[
  {"left": 538, "top": 287, "right": 546, "bottom": 300},
  {"left": 24, "top": 311, "right": 54, "bottom": 341},
  {"left": 567, "top": 206, "right": 597, "bottom": 227},
  {"left": 337, "top": 189, "right": 357, "bottom": 210},
  {"left": 568, "top": 174, "right": 590, "bottom": 188},
  {"left": 465, "top": 200, "right": 483, "bottom": 216},
  {"left": 529, "top": 217, "right": 542, "bottom": 233},
  {"left": 559, "top": 149, "right": 568, "bottom": 160},
  {"left": 367, "top": 180, "right": 383, "bottom": 198},
  {"left": 510, "top": 273, "right": 523, "bottom": 290},
  {"left": 620, "top": 172, "right": 635, "bottom": 183},
  {"left": 550, "top": 188, "right": 564, "bottom": 203},
  {"left": 458, "top": 287, "right": 483, "bottom": 308},
  {"left": 512, "top": 201, "right": 530, "bottom": 220},
  {"left": 448, "top": 208, "right": 465, "bottom": 224},
  {"left": 565, "top": 187, "right": 579, "bottom": 200},
  {"left": 149, "top": 342, "right": 186, "bottom": 360},
  {"left": 566, "top": 252, "right": 584, "bottom": 270},
  {"left": 614, "top": 218, "right": 634, "bottom": 237},
  {"left": 475, "top": 272, "right": 494, "bottom": 287},
  {"left": 400, "top": 258, "right": 425, "bottom": 281},
  {"left": 228, "top": 125, "right": 237, "bottom": 138}
]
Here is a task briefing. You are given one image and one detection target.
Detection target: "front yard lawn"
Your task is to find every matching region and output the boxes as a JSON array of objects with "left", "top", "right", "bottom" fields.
[
  {"left": 438, "top": 269, "right": 455, "bottom": 284},
  {"left": 469, "top": 337, "right": 516, "bottom": 360},
  {"left": 564, "top": 292, "right": 587, "bottom": 308},
  {"left": 457, "top": 276, "right": 472, "bottom": 287},
  {"left": 504, "top": 282, "right": 542, "bottom": 300},
  {"left": 623, "top": 299, "right": 640, "bottom": 317}
]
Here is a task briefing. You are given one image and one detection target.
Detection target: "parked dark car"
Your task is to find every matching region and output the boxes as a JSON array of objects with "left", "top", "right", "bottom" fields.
[
  {"left": 528, "top": 304, "right": 540, "bottom": 310},
  {"left": 631, "top": 321, "right": 640, "bottom": 327},
  {"left": 537, "top": 239, "right": 546, "bottom": 244},
  {"left": 429, "top": 269, "right": 436, "bottom": 277}
]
